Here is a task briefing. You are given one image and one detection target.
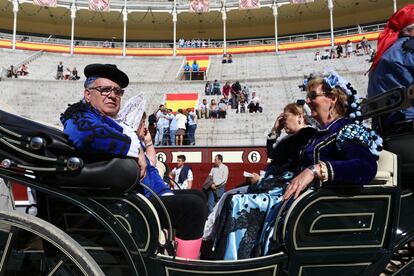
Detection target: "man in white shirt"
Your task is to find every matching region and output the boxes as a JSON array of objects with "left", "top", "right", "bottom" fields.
[
  {"left": 155, "top": 109, "right": 169, "bottom": 146},
  {"left": 169, "top": 155, "right": 193, "bottom": 189},
  {"left": 175, "top": 109, "right": 187, "bottom": 146},
  {"left": 207, "top": 154, "right": 229, "bottom": 214},
  {"left": 187, "top": 108, "right": 197, "bottom": 145},
  {"left": 248, "top": 92, "right": 261, "bottom": 113},
  {"left": 197, "top": 99, "right": 209, "bottom": 119}
]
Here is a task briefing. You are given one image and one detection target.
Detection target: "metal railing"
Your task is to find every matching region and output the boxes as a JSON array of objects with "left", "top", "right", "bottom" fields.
[
  {"left": 0, "top": 22, "right": 385, "bottom": 51},
  {"left": 21, "top": 0, "right": 280, "bottom": 11},
  {"left": 15, "top": 50, "right": 44, "bottom": 69}
]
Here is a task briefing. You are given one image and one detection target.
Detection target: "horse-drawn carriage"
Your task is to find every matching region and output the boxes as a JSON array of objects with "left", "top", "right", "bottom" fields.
[{"left": 0, "top": 86, "right": 413, "bottom": 275}]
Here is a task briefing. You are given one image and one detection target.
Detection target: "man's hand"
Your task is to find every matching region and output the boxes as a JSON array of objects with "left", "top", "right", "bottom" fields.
[
  {"left": 283, "top": 168, "right": 315, "bottom": 201},
  {"left": 210, "top": 183, "right": 216, "bottom": 190},
  {"left": 143, "top": 128, "right": 152, "bottom": 145},
  {"left": 137, "top": 148, "right": 147, "bottom": 180},
  {"left": 168, "top": 181, "right": 174, "bottom": 189}
]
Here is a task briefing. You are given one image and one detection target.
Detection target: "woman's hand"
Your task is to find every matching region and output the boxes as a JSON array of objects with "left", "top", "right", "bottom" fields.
[
  {"left": 283, "top": 168, "right": 315, "bottom": 201},
  {"left": 272, "top": 113, "right": 284, "bottom": 135},
  {"left": 250, "top": 173, "right": 260, "bottom": 185}
]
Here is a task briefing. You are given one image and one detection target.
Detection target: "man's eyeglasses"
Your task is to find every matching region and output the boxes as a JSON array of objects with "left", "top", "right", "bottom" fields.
[
  {"left": 88, "top": 86, "right": 125, "bottom": 97},
  {"left": 306, "top": 90, "right": 325, "bottom": 100}
]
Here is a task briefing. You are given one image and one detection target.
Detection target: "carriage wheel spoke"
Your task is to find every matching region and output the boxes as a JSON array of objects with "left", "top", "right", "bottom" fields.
[
  {"left": 0, "top": 227, "right": 16, "bottom": 276},
  {"left": 47, "top": 256, "right": 68, "bottom": 276}
]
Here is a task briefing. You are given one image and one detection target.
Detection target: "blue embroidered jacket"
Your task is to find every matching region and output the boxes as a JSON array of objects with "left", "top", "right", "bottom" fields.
[
  {"left": 61, "top": 102, "right": 133, "bottom": 158},
  {"left": 301, "top": 118, "right": 377, "bottom": 185},
  {"left": 61, "top": 102, "right": 172, "bottom": 197}
]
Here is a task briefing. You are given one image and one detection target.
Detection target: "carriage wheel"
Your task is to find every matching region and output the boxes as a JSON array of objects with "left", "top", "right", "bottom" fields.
[
  {"left": 0, "top": 211, "right": 104, "bottom": 276},
  {"left": 383, "top": 241, "right": 414, "bottom": 275}
]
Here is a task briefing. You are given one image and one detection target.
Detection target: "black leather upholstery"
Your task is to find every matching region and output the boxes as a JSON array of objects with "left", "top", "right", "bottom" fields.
[
  {"left": 0, "top": 110, "right": 138, "bottom": 194},
  {"left": 0, "top": 110, "right": 74, "bottom": 156}
]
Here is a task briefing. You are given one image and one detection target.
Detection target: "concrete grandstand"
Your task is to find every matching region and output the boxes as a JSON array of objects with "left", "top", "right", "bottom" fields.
[
  {"left": 0, "top": 47, "right": 371, "bottom": 146},
  {"left": 0, "top": 0, "right": 410, "bottom": 146}
]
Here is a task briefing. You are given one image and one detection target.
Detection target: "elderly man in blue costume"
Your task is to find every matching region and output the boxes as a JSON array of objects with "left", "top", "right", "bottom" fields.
[
  {"left": 368, "top": 4, "right": 414, "bottom": 125},
  {"left": 60, "top": 64, "right": 207, "bottom": 260}
]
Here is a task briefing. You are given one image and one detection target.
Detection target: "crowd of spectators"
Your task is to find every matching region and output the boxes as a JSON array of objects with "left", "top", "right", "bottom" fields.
[
  {"left": 183, "top": 60, "right": 205, "bottom": 80},
  {"left": 6, "top": 64, "right": 29, "bottom": 78},
  {"left": 222, "top": 54, "right": 233, "bottom": 64},
  {"left": 178, "top": 38, "right": 208, "bottom": 48},
  {"left": 184, "top": 60, "right": 200, "bottom": 72},
  {"left": 314, "top": 37, "right": 374, "bottom": 61},
  {"left": 55, "top": 61, "right": 80, "bottom": 80},
  {"left": 198, "top": 80, "right": 262, "bottom": 119},
  {"left": 148, "top": 105, "right": 198, "bottom": 147}
]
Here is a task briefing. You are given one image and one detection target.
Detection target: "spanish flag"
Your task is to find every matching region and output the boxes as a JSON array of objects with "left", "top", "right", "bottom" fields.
[
  {"left": 164, "top": 93, "right": 199, "bottom": 112},
  {"left": 186, "top": 56, "right": 209, "bottom": 71}
]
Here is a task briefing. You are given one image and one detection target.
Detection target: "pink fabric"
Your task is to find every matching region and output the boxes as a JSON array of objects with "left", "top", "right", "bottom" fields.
[
  {"left": 370, "top": 4, "right": 414, "bottom": 71},
  {"left": 175, "top": 237, "right": 202, "bottom": 259}
]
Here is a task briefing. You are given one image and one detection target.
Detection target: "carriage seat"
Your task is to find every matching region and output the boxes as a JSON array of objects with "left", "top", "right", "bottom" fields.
[
  {"left": 373, "top": 150, "right": 398, "bottom": 186},
  {"left": 0, "top": 110, "right": 138, "bottom": 194}
]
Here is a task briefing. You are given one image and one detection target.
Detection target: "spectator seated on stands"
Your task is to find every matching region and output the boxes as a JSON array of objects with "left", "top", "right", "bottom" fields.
[
  {"left": 336, "top": 44, "right": 343, "bottom": 58},
  {"left": 361, "top": 36, "right": 370, "bottom": 55},
  {"left": 222, "top": 81, "right": 231, "bottom": 99},
  {"left": 197, "top": 99, "right": 209, "bottom": 119},
  {"left": 218, "top": 99, "right": 227, "bottom": 119},
  {"left": 192, "top": 60, "right": 199, "bottom": 72},
  {"left": 368, "top": 44, "right": 374, "bottom": 56},
  {"left": 237, "top": 94, "right": 247, "bottom": 114},
  {"left": 314, "top": 50, "right": 321, "bottom": 61},
  {"left": 242, "top": 85, "right": 250, "bottom": 102},
  {"left": 184, "top": 62, "right": 191, "bottom": 71},
  {"left": 248, "top": 92, "right": 262, "bottom": 113},
  {"left": 63, "top": 68, "right": 72, "bottom": 80},
  {"left": 222, "top": 95, "right": 230, "bottom": 106},
  {"left": 321, "top": 49, "right": 329, "bottom": 60},
  {"left": 355, "top": 43, "right": 364, "bottom": 56},
  {"left": 227, "top": 54, "right": 233, "bottom": 63},
  {"left": 222, "top": 54, "right": 233, "bottom": 63},
  {"left": 183, "top": 62, "right": 191, "bottom": 80},
  {"left": 330, "top": 47, "right": 336, "bottom": 59},
  {"left": 6, "top": 65, "right": 18, "bottom": 78},
  {"left": 212, "top": 80, "right": 221, "bottom": 95},
  {"left": 17, "top": 64, "right": 29, "bottom": 76},
  {"left": 71, "top": 67, "right": 80, "bottom": 80},
  {"left": 205, "top": 81, "right": 212, "bottom": 95},
  {"left": 209, "top": 99, "right": 218, "bottom": 119}
]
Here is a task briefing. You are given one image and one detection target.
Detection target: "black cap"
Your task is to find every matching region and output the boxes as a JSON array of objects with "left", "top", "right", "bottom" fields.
[{"left": 84, "top": 64, "right": 129, "bottom": 88}]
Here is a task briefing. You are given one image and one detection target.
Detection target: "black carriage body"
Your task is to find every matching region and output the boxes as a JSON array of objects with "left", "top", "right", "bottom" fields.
[{"left": 1, "top": 86, "right": 414, "bottom": 276}]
